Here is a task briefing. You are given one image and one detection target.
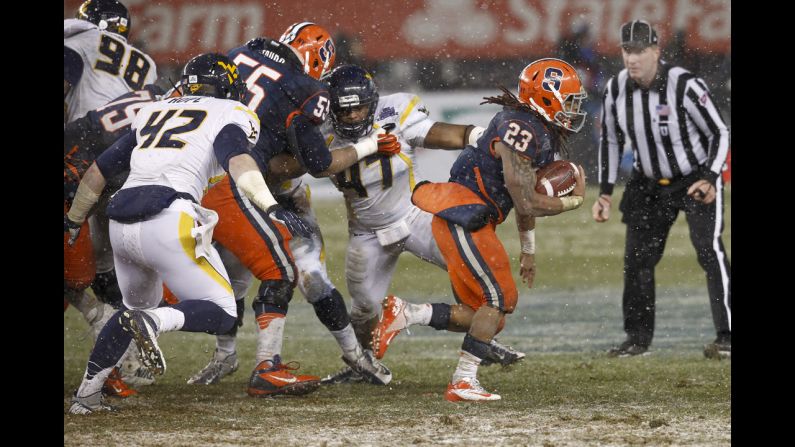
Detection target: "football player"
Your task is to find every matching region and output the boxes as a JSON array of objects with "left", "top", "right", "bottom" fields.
[
  {"left": 64, "top": 0, "right": 157, "bottom": 123},
  {"left": 372, "top": 59, "right": 588, "bottom": 402},
  {"left": 191, "top": 23, "right": 400, "bottom": 397},
  {"left": 64, "top": 0, "right": 157, "bottom": 333},
  {"left": 67, "top": 53, "right": 306, "bottom": 414},
  {"left": 65, "top": 83, "right": 165, "bottom": 396},
  {"left": 318, "top": 65, "right": 499, "bottom": 383}
]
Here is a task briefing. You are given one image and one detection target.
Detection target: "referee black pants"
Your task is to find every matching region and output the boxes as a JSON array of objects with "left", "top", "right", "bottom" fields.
[{"left": 618, "top": 171, "right": 731, "bottom": 346}]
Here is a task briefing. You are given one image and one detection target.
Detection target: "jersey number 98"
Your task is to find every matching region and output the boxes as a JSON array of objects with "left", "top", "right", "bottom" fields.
[{"left": 94, "top": 35, "right": 151, "bottom": 90}]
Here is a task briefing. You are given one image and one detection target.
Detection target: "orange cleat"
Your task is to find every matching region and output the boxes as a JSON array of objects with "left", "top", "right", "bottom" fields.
[
  {"left": 371, "top": 295, "right": 408, "bottom": 359},
  {"left": 246, "top": 355, "right": 320, "bottom": 397},
  {"left": 102, "top": 367, "right": 138, "bottom": 398},
  {"left": 444, "top": 378, "right": 501, "bottom": 402}
]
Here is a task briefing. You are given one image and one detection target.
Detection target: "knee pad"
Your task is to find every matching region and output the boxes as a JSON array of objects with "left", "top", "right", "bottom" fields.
[
  {"left": 91, "top": 269, "right": 123, "bottom": 308},
  {"left": 252, "top": 280, "right": 293, "bottom": 316},
  {"left": 311, "top": 289, "right": 350, "bottom": 331}
]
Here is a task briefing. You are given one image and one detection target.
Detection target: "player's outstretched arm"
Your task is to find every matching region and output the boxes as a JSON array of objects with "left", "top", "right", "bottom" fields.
[
  {"left": 312, "top": 131, "right": 402, "bottom": 177},
  {"left": 423, "top": 123, "right": 485, "bottom": 149}
]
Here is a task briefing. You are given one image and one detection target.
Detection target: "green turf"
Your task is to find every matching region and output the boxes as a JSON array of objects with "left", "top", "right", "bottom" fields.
[{"left": 64, "top": 184, "right": 731, "bottom": 446}]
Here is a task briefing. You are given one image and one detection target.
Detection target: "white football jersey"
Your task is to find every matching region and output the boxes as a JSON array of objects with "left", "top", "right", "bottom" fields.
[
  {"left": 321, "top": 93, "right": 435, "bottom": 230},
  {"left": 121, "top": 96, "right": 260, "bottom": 202},
  {"left": 64, "top": 19, "right": 157, "bottom": 123}
]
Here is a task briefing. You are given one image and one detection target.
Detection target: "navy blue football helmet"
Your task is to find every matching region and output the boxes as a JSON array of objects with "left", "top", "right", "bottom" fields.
[
  {"left": 325, "top": 65, "right": 379, "bottom": 140},
  {"left": 76, "top": 0, "right": 131, "bottom": 39},
  {"left": 181, "top": 53, "right": 246, "bottom": 102}
]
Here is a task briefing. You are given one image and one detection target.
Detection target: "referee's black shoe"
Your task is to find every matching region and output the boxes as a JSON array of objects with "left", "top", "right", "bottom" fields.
[
  {"left": 703, "top": 337, "right": 731, "bottom": 360},
  {"left": 607, "top": 339, "right": 649, "bottom": 357}
]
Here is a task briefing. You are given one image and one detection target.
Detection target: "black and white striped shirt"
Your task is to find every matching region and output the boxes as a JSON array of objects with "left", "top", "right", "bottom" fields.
[{"left": 598, "top": 62, "right": 730, "bottom": 195}]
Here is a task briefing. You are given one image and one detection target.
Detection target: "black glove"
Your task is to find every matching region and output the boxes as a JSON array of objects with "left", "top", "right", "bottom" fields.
[
  {"left": 64, "top": 215, "right": 82, "bottom": 246},
  {"left": 267, "top": 204, "right": 313, "bottom": 239}
]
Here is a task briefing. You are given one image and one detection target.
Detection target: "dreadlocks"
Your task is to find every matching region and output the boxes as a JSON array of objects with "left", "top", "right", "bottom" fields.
[{"left": 481, "top": 86, "right": 571, "bottom": 158}]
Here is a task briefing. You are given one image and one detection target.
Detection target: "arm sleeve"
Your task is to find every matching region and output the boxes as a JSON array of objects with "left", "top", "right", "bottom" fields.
[
  {"left": 95, "top": 130, "right": 137, "bottom": 178},
  {"left": 598, "top": 77, "right": 624, "bottom": 196},
  {"left": 289, "top": 113, "right": 332, "bottom": 175},
  {"left": 213, "top": 124, "right": 251, "bottom": 171},
  {"left": 683, "top": 78, "right": 730, "bottom": 184},
  {"left": 64, "top": 46, "right": 83, "bottom": 87}
]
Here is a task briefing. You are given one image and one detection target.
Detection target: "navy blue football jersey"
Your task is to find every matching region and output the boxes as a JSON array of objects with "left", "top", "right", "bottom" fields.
[
  {"left": 64, "top": 84, "right": 163, "bottom": 203},
  {"left": 227, "top": 39, "right": 332, "bottom": 173},
  {"left": 449, "top": 107, "right": 560, "bottom": 221}
]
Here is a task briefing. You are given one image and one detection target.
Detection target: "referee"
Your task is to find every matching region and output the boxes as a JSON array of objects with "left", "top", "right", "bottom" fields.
[{"left": 592, "top": 20, "right": 731, "bottom": 359}]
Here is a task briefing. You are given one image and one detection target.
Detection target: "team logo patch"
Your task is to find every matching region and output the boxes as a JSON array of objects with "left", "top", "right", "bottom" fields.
[
  {"left": 378, "top": 107, "right": 397, "bottom": 120},
  {"left": 217, "top": 61, "right": 239, "bottom": 84},
  {"left": 319, "top": 40, "right": 335, "bottom": 63},
  {"left": 542, "top": 67, "right": 563, "bottom": 92}
]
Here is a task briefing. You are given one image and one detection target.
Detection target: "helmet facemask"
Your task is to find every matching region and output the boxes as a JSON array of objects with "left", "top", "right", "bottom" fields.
[
  {"left": 331, "top": 99, "right": 377, "bottom": 140},
  {"left": 555, "top": 88, "right": 587, "bottom": 132}
]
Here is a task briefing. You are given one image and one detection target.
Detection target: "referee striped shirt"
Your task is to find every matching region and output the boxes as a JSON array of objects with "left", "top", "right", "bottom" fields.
[{"left": 598, "top": 62, "right": 730, "bottom": 195}]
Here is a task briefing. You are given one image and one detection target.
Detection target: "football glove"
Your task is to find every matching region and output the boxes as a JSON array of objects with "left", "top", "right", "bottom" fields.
[
  {"left": 267, "top": 204, "right": 313, "bottom": 239},
  {"left": 64, "top": 215, "right": 82, "bottom": 246},
  {"left": 376, "top": 133, "right": 401, "bottom": 156}
]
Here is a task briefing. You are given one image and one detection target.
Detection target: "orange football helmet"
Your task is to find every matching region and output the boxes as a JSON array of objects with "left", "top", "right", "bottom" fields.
[
  {"left": 278, "top": 22, "right": 336, "bottom": 80},
  {"left": 518, "top": 58, "right": 587, "bottom": 132}
]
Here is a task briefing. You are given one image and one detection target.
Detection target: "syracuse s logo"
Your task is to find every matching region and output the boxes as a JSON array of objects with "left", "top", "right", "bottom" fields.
[{"left": 542, "top": 67, "right": 563, "bottom": 93}]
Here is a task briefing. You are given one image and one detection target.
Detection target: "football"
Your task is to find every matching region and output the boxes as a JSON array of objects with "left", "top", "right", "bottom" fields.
[{"left": 535, "top": 160, "right": 579, "bottom": 197}]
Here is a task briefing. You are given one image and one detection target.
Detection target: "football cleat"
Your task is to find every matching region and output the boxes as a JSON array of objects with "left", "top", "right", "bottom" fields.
[
  {"left": 372, "top": 295, "right": 408, "bottom": 360},
  {"left": 102, "top": 367, "right": 138, "bottom": 398},
  {"left": 341, "top": 349, "right": 392, "bottom": 385},
  {"left": 69, "top": 390, "right": 117, "bottom": 415},
  {"left": 246, "top": 355, "right": 320, "bottom": 397},
  {"left": 703, "top": 337, "right": 731, "bottom": 360},
  {"left": 444, "top": 378, "right": 501, "bottom": 402},
  {"left": 607, "top": 339, "right": 650, "bottom": 358},
  {"left": 119, "top": 351, "right": 156, "bottom": 387},
  {"left": 480, "top": 339, "right": 526, "bottom": 367},
  {"left": 188, "top": 349, "right": 239, "bottom": 385},
  {"left": 320, "top": 366, "right": 366, "bottom": 385},
  {"left": 119, "top": 310, "right": 166, "bottom": 376}
]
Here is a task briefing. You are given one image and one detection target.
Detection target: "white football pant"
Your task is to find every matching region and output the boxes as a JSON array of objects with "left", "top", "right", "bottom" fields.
[{"left": 109, "top": 199, "right": 236, "bottom": 316}]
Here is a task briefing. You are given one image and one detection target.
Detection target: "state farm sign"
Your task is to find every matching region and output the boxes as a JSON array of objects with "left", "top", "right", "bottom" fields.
[{"left": 64, "top": 0, "right": 730, "bottom": 65}]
